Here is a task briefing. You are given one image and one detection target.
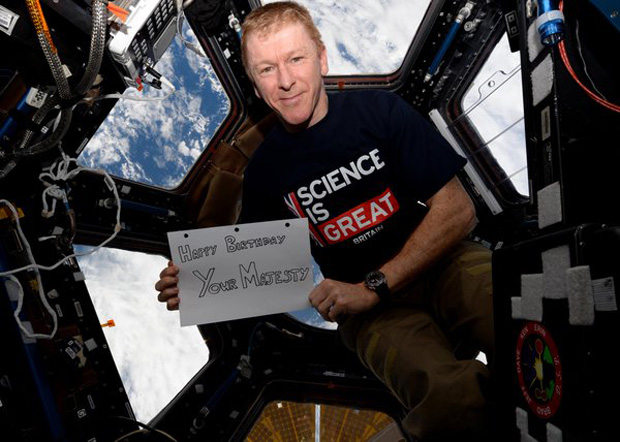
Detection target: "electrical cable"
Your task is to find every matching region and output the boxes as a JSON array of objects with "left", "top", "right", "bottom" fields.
[
  {"left": 4, "top": 273, "right": 57, "bottom": 340},
  {"left": 0, "top": 152, "right": 122, "bottom": 280},
  {"left": 558, "top": 0, "right": 620, "bottom": 113},
  {"left": 175, "top": 0, "right": 206, "bottom": 58},
  {"left": 574, "top": 19, "right": 608, "bottom": 101},
  {"left": 25, "top": 0, "right": 72, "bottom": 100},
  {"left": 101, "top": 0, "right": 130, "bottom": 22},
  {"left": 15, "top": 107, "right": 73, "bottom": 157},
  {"left": 75, "top": 0, "right": 108, "bottom": 96},
  {"left": 18, "top": 0, "right": 108, "bottom": 154},
  {"left": 17, "top": 94, "right": 61, "bottom": 152},
  {"left": 85, "top": 90, "right": 175, "bottom": 103},
  {"left": 0, "top": 201, "right": 58, "bottom": 340},
  {"left": 17, "top": 0, "right": 174, "bottom": 155},
  {"left": 0, "top": 152, "right": 121, "bottom": 340},
  {"left": 84, "top": 76, "right": 176, "bottom": 102}
]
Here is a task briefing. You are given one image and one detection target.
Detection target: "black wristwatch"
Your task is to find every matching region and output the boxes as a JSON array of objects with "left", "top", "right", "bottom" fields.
[{"left": 364, "top": 270, "right": 390, "bottom": 302}]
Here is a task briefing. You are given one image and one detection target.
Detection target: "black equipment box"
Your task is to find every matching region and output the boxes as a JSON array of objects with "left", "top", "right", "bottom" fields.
[
  {"left": 493, "top": 224, "right": 619, "bottom": 441},
  {"left": 518, "top": 1, "right": 620, "bottom": 227}
]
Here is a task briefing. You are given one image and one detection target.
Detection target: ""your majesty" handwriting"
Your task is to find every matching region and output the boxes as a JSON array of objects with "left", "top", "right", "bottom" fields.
[{"left": 192, "top": 261, "right": 310, "bottom": 297}]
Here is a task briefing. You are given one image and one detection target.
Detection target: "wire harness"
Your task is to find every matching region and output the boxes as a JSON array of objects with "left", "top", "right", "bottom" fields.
[{"left": 0, "top": 151, "right": 122, "bottom": 340}]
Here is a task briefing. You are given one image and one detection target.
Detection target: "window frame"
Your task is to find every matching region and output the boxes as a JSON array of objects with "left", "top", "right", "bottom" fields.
[{"left": 440, "top": 28, "right": 530, "bottom": 208}]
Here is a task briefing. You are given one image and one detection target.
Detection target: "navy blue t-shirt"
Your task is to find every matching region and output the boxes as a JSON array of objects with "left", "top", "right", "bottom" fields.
[{"left": 240, "top": 90, "right": 466, "bottom": 282}]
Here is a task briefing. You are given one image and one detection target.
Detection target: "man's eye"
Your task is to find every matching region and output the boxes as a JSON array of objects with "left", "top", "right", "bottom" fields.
[
  {"left": 260, "top": 66, "right": 274, "bottom": 75},
  {"left": 291, "top": 56, "right": 303, "bottom": 63}
]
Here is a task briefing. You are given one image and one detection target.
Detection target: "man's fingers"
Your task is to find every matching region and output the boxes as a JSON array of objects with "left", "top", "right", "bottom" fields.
[
  {"left": 318, "top": 297, "right": 333, "bottom": 312},
  {"left": 157, "top": 286, "right": 179, "bottom": 303},
  {"left": 156, "top": 262, "right": 180, "bottom": 311},
  {"left": 166, "top": 296, "right": 180, "bottom": 311},
  {"left": 158, "top": 267, "right": 178, "bottom": 279},
  {"left": 155, "top": 276, "right": 178, "bottom": 292},
  {"left": 316, "top": 297, "right": 335, "bottom": 321},
  {"left": 308, "top": 285, "right": 325, "bottom": 307},
  {"left": 309, "top": 279, "right": 337, "bottom": 306},
  {"left": 327, "top": 306, "right": 340, "bottom": 322},
  {"left": 159, "top": 263, "right": 179, "bottom": 279}
]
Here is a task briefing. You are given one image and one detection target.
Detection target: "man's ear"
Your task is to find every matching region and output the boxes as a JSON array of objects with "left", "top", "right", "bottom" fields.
[{"left": 319, "top": 47, "right": 329, "bottom": 76}]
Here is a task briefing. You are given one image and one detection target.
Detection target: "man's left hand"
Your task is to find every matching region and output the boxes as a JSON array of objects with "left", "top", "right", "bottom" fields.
[{"left": 309, "top": 279, "right": 380, "bottom": 322}]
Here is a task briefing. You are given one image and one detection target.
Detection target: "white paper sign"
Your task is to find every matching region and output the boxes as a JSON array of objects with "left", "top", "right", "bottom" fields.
[{"left": 167, "top": 218, "right": 313, "bottom": 326}]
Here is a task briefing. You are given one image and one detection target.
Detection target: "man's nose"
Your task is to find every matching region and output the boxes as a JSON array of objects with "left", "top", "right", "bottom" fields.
[{"left": 277, "top": 65, "right": 295, "bottom": 90}]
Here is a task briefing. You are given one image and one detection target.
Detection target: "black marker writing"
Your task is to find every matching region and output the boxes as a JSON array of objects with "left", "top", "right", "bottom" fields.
[
  {"left": 192, "top": 262, "right": 311, "bottom": 298},
  {"left": 193, "top": 268, "right": 238, "bottom": 297},
  {"left": 225, "top": 235, "right": 286, "bottom": 253},
  {"left": 178, "top": 244, "right": 217, "bottom": 263},
  {"left": 239, "top": 261, "right": 310, "bottom": 289}
]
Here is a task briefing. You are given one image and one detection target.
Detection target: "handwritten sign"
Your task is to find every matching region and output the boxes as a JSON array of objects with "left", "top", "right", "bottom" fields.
[{"left": 167, "top": 218, "right": 313, "bottom": 326}]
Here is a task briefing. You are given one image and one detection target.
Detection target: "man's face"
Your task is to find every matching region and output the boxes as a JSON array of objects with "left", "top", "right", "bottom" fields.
[{"left": 246, "top": 22, "right": 329, "bottom": 132}]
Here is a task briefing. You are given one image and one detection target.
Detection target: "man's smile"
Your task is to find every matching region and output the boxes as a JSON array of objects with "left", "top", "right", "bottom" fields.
[{"left": 279, "top": 92, "right": 304, "bottom": 104}]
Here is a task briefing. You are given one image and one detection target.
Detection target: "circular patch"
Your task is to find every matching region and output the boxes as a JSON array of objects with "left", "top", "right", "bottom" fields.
[{"left": 515, "top": 322, "right": 563, "bottom": 419}]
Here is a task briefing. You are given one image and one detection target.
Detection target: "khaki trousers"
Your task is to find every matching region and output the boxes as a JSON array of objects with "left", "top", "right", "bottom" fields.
[{"left": 338, "top": 241, "right": 494, "bottom": 441}]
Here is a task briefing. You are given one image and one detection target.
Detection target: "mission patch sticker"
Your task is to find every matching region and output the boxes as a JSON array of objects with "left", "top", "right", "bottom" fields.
[{"left": 515, "top": 321, "right": 563, "bottom": 419}]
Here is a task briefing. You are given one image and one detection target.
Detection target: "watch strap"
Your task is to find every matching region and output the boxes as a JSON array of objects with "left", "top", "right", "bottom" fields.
[{"left": 365, "top": 270, "right": 390, "bottom": 302}]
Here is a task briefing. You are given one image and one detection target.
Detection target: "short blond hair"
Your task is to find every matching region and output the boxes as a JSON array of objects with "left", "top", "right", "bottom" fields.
[{"left": 241, "top": 1, "right": 324, "bottom": 77}]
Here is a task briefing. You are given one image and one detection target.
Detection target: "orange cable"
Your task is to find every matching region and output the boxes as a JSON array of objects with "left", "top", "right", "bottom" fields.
[
  {"left": 25, "top": 0, "right": 56, "bottom": 52},
  {"left": 557, "top": 0, "right": 620, "bottom": 113},
  {"left": 107, "top": 3, "right": 129, "bottom": 22}
]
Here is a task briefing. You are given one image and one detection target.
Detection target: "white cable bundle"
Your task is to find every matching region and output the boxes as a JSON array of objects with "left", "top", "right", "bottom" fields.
[{"left": 0, "top": 152, "right": 122, "bottom": 339}]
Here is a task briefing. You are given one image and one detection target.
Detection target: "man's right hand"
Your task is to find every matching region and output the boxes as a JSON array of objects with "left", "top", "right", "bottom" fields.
[{"left": 155, "top": 260, "right": 180, "bottom": 311}]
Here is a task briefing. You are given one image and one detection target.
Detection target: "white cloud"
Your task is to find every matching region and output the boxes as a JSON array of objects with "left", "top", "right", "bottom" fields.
[
  {"left": 77, "top": 248, "right": 209, "bottom": 423},
  {"left": 281, "top": 0, "right": 428, "bottom": 74},
  {"left": 178, "top": 140, "right": 191, "bottom": 157},
  {"left": 160, "top": 118, "right": 175, "bottom": 141},
  {"left": 188, "top": 95, "right": 202, "bottom": 115},
  {"left": 161, "top": 174, "right": 182, "bottom": 189},
  {"left": 163, "top": 144, "right": 178, "bottom": 165},
  {"left": 120, "top": 159, "right": 150, "bottom": 183}
]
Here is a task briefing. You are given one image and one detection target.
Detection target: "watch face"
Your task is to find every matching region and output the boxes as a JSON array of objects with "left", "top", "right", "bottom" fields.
[{"left": 366, "top": 271, "right": 386, "bottom": 289}]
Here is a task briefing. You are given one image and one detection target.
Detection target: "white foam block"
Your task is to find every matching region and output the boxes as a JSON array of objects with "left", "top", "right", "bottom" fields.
[
  {"left": 527, "top": 21, "right": 545, "bottom": 62},
  {"left": 531, "top": 54, "right": 554, "bottom": 107},
  {"left": 566, "top": 266, "right": 595, "bottom": 325},
  {"left": 537, "top": 181, "right": 563, "bottom": 228},
  {"left": 542, "top": 245, "right": 570, "bottom": 299},
  {"left": 516, "top": 407, "right": 528, "bottom": 432},
  {"left": 521, "top": 274, "right": 544, "bottom": 321},
  {"left": 516, "top": 407, "right": 539, "bottom": 441},
  {"left": 547, "top": 422, "right": 563, "bottom": 442}
]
